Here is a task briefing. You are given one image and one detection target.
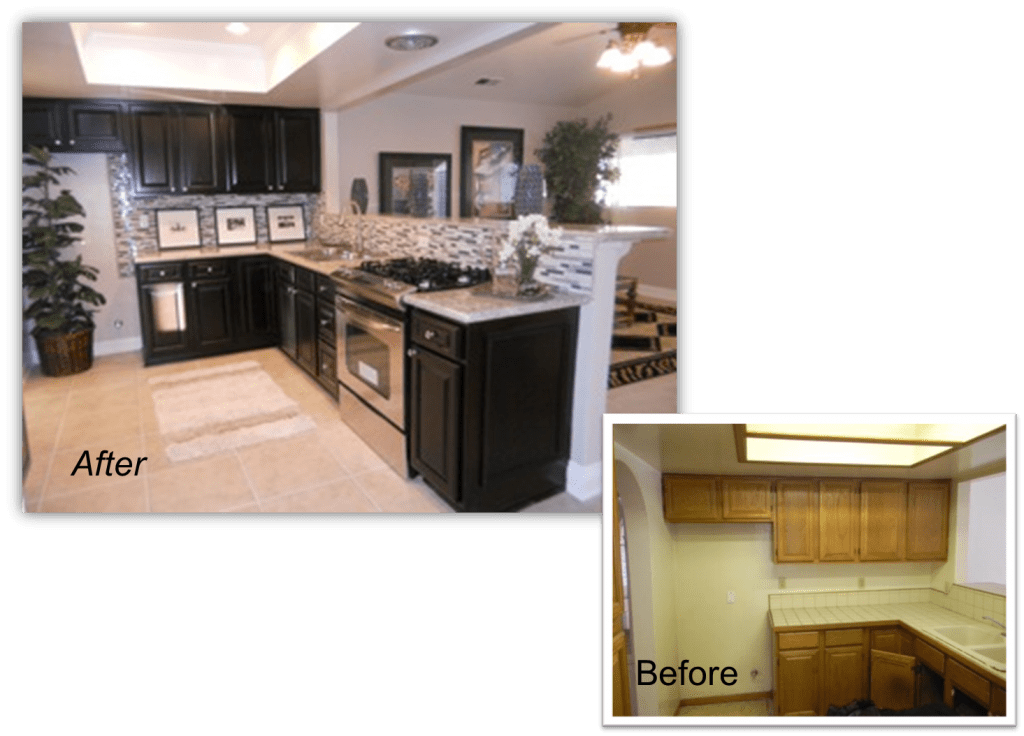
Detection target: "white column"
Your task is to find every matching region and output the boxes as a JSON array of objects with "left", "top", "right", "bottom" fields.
[{"left": 565, "top": 236, "right": 634, "bottom": 501}]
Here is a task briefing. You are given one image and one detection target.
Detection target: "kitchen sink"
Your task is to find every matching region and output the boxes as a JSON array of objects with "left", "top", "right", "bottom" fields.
[
  {"left": 292, "top": 246, "right": 355, "bottom": 262},
  {"left": 971, "top": 644, "right": 1006, "bottom": 665},
  {"left": 932, "top": 625, "right": 1005, "bottom": 647}
]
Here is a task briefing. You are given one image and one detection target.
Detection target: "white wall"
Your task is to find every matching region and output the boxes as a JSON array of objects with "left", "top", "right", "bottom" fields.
[{"left": 327, "top": 93, "right": 576, "bottom": 216}]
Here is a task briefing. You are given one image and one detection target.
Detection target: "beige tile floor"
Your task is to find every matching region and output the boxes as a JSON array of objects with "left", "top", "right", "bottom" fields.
[{"left": 21, "top": 346, "right": 656, "bottom": 514}]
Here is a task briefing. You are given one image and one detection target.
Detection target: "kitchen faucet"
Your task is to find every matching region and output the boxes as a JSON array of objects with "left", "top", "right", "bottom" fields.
[
  {"left": 343, "top": 200, "right": 364, "bottom": 255},
  {"left": 982, "top": 616, "right": 1006, "bottom": 634}
]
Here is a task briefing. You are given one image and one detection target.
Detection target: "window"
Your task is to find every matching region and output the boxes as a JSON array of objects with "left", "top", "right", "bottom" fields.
[
  {"left": 605, "top": 131, "right": 677, "bottom": 207},
  {"left": 961, "top": 473, "right": 1006, "bottom": 587}
]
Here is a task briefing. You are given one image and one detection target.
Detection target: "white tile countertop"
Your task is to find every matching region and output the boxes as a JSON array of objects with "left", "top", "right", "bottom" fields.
[
  {"left": 403, "top": 284, "right": 590, "bottom": 324},
  {"left": 770, "top": 602, "right": 1007, "bottom": 679}
]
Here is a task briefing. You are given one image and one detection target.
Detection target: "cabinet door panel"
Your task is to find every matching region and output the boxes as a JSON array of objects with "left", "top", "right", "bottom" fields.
[
  {"left": 824, "top": 644, "right": 866, "bottom": 712},
  {"left": 860, "top": 481, "right": 907, "bottom": 561},
  {"left": 663, "top": 476, "right": 720, "bottom": 522},
  {"left": 869, "top": 649, "right": 916, "bottom": 711},
  {"left": 131, "top": 107, "right": 176, "bottom": 194},
  {"left": 64, "top": 100, "right": 126, "bottom": 151},
  {"left": 906, "top": 481, "right": 949, "bottom": 560},
  {"left": 225, "top": 106, "right": 275, "bottom": 192},
  {"left": 23, "top": 99, "right": 64, "bottom": 149},
  {"left": 294, "top": 288, "right": 318, "bottom": 374},
  {"left": 819, "top": 480, "right": 859, "bottom": 561},
  {"left": 722, "top": 478, "right": 772, "bottom": 520},
  {"left": 190, "top": 278, "right": 234, "bottom": 350},
  {"left": 178, "top": 106, "right": 222, "bottom": 193},
  {"left": 409, "top": 348, "right": 462, "bottom": 503},
  {"left": 775, "top": 480, "right": 817, "bottom": 562},
  {"left": 276, "top": 109, "right": 320, "bottom": 192},
  {"left": 778, "top": 648, "right": 821, "bottom": 715}
]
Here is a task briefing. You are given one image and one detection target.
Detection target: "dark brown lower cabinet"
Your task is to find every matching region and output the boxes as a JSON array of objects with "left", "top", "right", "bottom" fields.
[
  {"left": 407, "top": 306, "right": 579, "bottom": 512},
  {"left": 137, "top": 256, "right": 277, "bottom": 365},
  {"left": 274, "top": 262, "right": 336, "bottom": 396}
]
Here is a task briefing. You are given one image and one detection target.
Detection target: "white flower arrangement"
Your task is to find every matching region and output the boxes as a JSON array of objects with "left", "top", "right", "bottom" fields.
[{"left": 498, "top": 214, "right": 562, "bottom": 286}]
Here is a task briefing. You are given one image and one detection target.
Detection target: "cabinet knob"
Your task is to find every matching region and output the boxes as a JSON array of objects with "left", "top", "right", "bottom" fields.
[
  {"left": 54, "top": 139, "right": 61, "bottom": 146},
  {"left": 407, "top": 348, "right": 418, "bottom": 357},
  {"left": 68, "top": 139, "right": 75, "bottom": 146},
  {"left": 320, "top": 319, "right": 330, "bottom": 327},
  {"left": 423, "top": 329, "right": 436, "bottom": 340}
]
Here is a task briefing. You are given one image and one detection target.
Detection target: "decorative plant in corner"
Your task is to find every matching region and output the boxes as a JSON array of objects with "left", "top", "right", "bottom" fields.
[
  {"left": 535, "top": 114, "right": 619, "bottom": 224},
  {"left": 23, "top": 146, "right": 105, "bottom": 376}
]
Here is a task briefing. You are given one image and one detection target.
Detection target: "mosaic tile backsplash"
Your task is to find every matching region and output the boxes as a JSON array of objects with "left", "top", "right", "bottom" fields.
[
  {"left": 110, "top": 152, "right": 595, "bottom": 296},
  {"left": 109, "top": 153, "right": 317, "bottom": 277}
]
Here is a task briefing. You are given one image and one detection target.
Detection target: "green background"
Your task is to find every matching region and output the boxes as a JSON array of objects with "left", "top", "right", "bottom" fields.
[{"left": 9, "top": 4, "right": 1024, "bottom": 732}]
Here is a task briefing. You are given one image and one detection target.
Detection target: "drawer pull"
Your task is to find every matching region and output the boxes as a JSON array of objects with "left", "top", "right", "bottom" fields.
[{"left": 424, "top": 329, "right": 436, "bottom": 340}]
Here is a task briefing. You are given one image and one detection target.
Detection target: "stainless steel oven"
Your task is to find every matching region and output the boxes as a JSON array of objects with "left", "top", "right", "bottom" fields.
[
  {"left": 332, "top": 259, "right": 490, "bottom": 478},
  {"left": 336, "top": 294, "right": 404, "bottom": 430},
  {"left": 334, "top": 286, "right": 409, "bottom": 477}
]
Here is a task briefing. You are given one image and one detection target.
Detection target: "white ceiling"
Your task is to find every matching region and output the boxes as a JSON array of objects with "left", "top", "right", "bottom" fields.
[
  {"left": 616, "top": 423, "right": 1008, "bottom": 481},
  {"left": 21, "top": 21, "right": 677, "bottom": 110}
]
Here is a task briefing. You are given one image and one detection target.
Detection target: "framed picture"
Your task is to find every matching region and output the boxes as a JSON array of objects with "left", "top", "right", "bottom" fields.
[
  {"left": 214, "top": 206, "right": 256, "bottom": 246},
  {"left": 459, "top": 126, "right": 524, "bottom": 219},
  {"left": 379, "top": 152, "right": 452, "bottom": 218},
  {"left": 155, "top": 208, "right": 201, "bottom": 249},
  {"left": 267, "top": 205, "right": 307, "bottom": 242}
]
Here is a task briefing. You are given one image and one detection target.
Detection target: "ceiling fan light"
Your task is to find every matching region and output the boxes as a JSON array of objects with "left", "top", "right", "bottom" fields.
[
  {"left": 596, "top": 43, "right": 621, "bottom": 69},
  {"left": 636, "top": 40, "right": 671, "bottom": 67}
]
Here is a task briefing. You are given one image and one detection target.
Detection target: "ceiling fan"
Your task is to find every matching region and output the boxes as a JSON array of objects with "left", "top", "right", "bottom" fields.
[{"left": 559, "top": 22, "right": 676, "bottom": 74}]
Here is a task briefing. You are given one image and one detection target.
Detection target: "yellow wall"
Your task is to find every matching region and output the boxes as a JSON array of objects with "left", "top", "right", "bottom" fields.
[{"left": 670, "top": 524, "right": 940, "bottom": 701}]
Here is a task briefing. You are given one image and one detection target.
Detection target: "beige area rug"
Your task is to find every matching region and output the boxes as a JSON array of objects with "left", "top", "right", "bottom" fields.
[{"left": 148, "top": 360, "right": 315, "bottom": 462}]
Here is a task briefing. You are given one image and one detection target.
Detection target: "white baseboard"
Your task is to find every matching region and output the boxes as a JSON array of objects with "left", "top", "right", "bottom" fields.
[
  {"left": 637, "top": 284, "right": 677, "bottom": 304},
  {"left": 565, "top": 460, "right": 602, "bottom": 502},
  {"left": 94, "top": 337, "right": 143, "bottom": 356}
]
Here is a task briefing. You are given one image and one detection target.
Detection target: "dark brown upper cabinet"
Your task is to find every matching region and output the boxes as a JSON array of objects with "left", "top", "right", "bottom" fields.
[
  {"left": 128, "top": 103, "right": 224, "bottom": 196},
  {"left": 223, "top": 106, "right": 320, "bottom": 193},
  {"left": 23, "top": 98, "right": 128, "bottom": 153}
]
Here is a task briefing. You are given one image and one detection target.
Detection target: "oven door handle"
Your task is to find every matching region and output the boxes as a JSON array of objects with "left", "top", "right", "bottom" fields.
[{"left": 336, "top": 295, "right": 402, "bottom": 333}]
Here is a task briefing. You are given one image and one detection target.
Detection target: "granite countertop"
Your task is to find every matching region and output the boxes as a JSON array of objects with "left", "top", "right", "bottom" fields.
[
  {"left": 403, "top": 285, "right": 589, "bottom": 324},
  {"left": 134, "top": 243, "right": 588, "bottom": 322},
  {"left": 770, "top": 602, "right": 1007, "bottom": 680}
]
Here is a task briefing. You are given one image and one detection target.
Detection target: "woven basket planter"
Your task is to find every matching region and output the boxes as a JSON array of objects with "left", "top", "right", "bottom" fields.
[{"left": 35, "top": 328, "right": 94, "bottom": 377}]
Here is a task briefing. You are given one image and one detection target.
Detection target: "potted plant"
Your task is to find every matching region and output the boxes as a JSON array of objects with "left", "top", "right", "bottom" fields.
[
  {"left": 535, "top": 114, "right": 620, "bottom": 224},
  {"left": 22, "top": 146, "right": 105, "bottom": 376}
]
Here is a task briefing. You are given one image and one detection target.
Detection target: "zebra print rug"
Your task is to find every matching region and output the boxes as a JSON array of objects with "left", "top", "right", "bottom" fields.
[{"left": 609, "top": 301, "right": 677, "bottom": 388}]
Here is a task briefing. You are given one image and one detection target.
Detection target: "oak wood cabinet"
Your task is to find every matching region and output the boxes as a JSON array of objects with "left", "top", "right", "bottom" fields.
[
  {"left": 776, "top": 632, "right": 821, "bottom": 716},
  {"left": 859, "top": 481, "right": 907, "bottom": 561},
  {"left": 663, "top": 475, "right": 721, "bottom": 522},
  {"left": 775, "top": 480, "right": 817, "bottom": 562},
  {"left": 906, "top": 481, "right": 950, "bottom": 560},
  {"left": 818, "top": 480, "right": 859, "bottom": 561},
  {"left": 870, "top": 649, "right": 916, "bottom": 710},
  {"left": 776, "top": 622, "right": 1006, "bottom": 716},
  {"left": 721, "top": 478, "right": 772, "bottom": 520},
  {"left": 665, "top": 473, "right": 949, "bottom": 563}
]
